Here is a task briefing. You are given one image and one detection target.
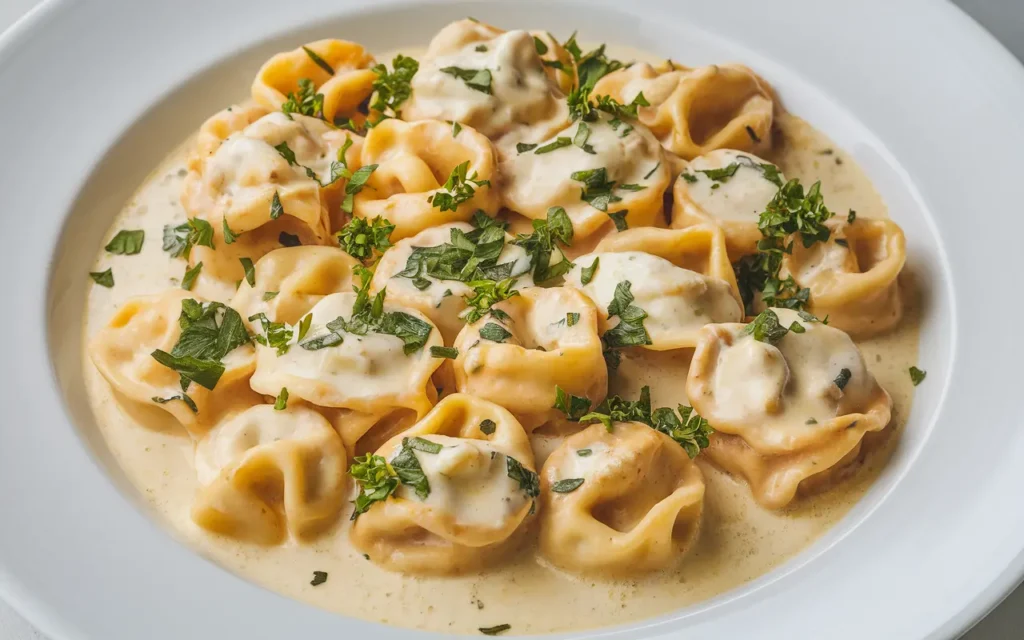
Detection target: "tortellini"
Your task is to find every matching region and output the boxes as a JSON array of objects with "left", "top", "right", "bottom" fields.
[
  {"left": 539, "top": 422, "right": 705, "bottom": 575},
  {"left": 452, "top": 287, "right": 607, "bottom": 431},
  {"left": 782, "top": 218, "right": 906, "bottom": 336},
  {"left": 592, "top": 62, "right": 774, "bottom": 160},
  {"left": 231, "top": 246, "right": 360, "bottom": 329},
  {"left": 371, "top": 222, "right": 534, "bottom": 343},
  {"left": 350, "top": 394, "right": 536, "bottom": 574},
  {"left": 565, "top": 250, "right": 742, "bottom": 350},
  {"left": 499, "top": 112, "right": 671, "bottom": 241},
  {"left": 182, "top": 107, "right": 360, "bottom": 300},
  {"left": 353, "top": 118, "right": 499, "bottom": 241},
  {"left": 248, "top": 292, "right": 443, "bottom": 453},
  {"left": 671, "top": 149, "right": 786, "bottom": 258},
  {"left": 403, "top": 19, "right": 570, "bottom": 148},
  {"left": 252, "top": 39, "right": 377, "bottom": 125},
  {"left": 192, "top": 404, "right": 347, "bottom": 544},
  {"left": 88, "top": 290, "right": 258, "bottom": 435},
  {"left": 686, "top": 308, "right": 893, "bottom": 508},
  {"left": 595, "top": 224, "right": 741, "bottom": 301}
]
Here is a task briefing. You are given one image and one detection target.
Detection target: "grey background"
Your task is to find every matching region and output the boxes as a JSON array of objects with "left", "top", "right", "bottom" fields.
[{"left": 0, "top": 0, "right": 1020, "bottom": 638}]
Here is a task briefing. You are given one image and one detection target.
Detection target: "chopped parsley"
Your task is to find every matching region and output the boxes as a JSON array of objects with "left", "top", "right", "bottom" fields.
[
  {"left": 745, "top": 125, "right": 761, "bottom": 143},
  {"left": 533, "top": 36, "right": 549, "bottom": 55},
  {"left": 279, "top": 231, "right": 301, "bottom": 247},
  {"left": 743, "top": 309, "right": 793, "bottom": 345},
  {"left": 580, "top": 257, "right": 599, "bottom": 285},
  {"left": 534, "top": 136, "right": 572, "bottom": 154},
  {"left": 222, "top": 218, "right": 239, "bottom": 244},
  {"left": 479, "top": 623, "right": 512, "bottom": 636},
  {"left": 152, "top": 393, "right": 198, "bottom": 413},
  {"left": 733, "top": 178, "right": 834, "bottom": 313},
  {"left": 848, "top": 209, "right": 857, "bottom": 224},
  {"left": 553, "top": 386, "right": 592, "bottom": 420},
  {"left": 405, "top": 436, "right": 442, "bottom": 454},
  {"left": 390, "top": 439, "right": 430, "bottom": 499},
  {"left": 249, "top": 312, "right": 294, "bottom": 355},
  {"left": 270, "top": 191, "right": 284, "bottom": 219},
  {"left": 368, "top": 55, "right": 419, "bottom": 122},
  {"left": 512, "top": 206, "right": 575, "bottom": 282},
  {"left": 506, "top": 455, "right": 540, "bottom": 500},
  {"left": 579, "top": 386, "right": 712, "bottom": 457},
  {"left": 281, "top": 77, "right": 325, "bottom": 119},
  {"left": 479, "top": 419, "right": 496, "bottom": 435},
  {"left": 340, "top": 163, "right": 378, "bottom": 213},
  {"left": 572, "top": 121, "right": 596, "bottom": 154},
  {"left": 430, "top": 346, "right": 459, "bottom": 359},
  {"left": 349, "top": 454, "right": 399, "bottom": 519},
  {"left": 239, "top": 257, "right": 255, "bottom": 287},
  {"left": 576, "top": 449, "right": 592, "bottom": 457},
  {"left": 462, "top": 278, "right": 520, "bottom": 324},
  {"left": 151, "top": 299, "right": 250, "bottom": 392},
  {"left": 163, "top": 218, "right": 214, "bottom": 259},
  {"left": 181, "top": 262, "right": 202, "bottom": 291},
  {"left": 451, "top": 120, "right": 462, "bottom": 137},
  {"left": 310, "top": 571, "right": 328, "bottom": 587},
  {"left": 479, "top": 322, "right": 512, "bottom": 343},
  {"left": 274, "top": 141, "right": 298, "bottom": 166},
  {"left": 571, "top": 167, "right": 620, "bottom": 212},
  {"left": 516, "top": 142, "right": 538, "bottom": 153},
  {"left": 602, "top": 280, "right": 652, "bottom": 348},
  {"left": 566, "top": 312, "right": 580, "bottom": 327},
  {"left": 336, "top": 215, "right": 394, "bottom": 261},
  {"left": 428, "top": 161, "right": 490, "bottom": 212},
  {"left": 302, "top": 46, "right": 335, "bottom": 75},
  {"left": 909, "top": 366, "right": 927, "bottom": 386},
  {"left": 551, "top": 478, "right": 585, "bottom": 493},
  {"left": 90, "top": 268, "right": 114, "bottom": 288},
  {"left": 440, "top": 66, "right": 493, "bottom": 94},
  {"left": 105, "top": 229, "right": 145, "bottom": 255},
  {"left": 273, "top": 387, "right": 289, "bottom": 410},
  {"left": 262, "top": 291, "right": 279, "bottom": 301},
  {"left": 608, "top": 210, "right": 629, "bottom": 231}
]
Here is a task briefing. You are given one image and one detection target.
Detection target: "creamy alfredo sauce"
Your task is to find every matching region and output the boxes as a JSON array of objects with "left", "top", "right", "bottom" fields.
[{"left": 81, "top": 41, "right": 921, "bottom": 635}]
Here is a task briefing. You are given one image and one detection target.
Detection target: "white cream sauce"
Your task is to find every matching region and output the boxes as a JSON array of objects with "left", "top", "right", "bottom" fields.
[
  {"left": 683, "top": 148, "right": 784, "bottom": 221},
  {"left": 80, "top": 43, "right": 921, "bottom": 635}
]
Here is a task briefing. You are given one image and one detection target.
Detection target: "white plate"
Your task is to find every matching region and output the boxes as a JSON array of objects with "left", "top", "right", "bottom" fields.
[{"left": 1, "top": 0, "right": 1022, "bottom": 638}]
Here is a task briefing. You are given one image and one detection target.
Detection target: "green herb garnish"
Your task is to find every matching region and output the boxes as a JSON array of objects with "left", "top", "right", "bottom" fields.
[
  {"left": 479, "top": 322, "right": 512, "bottom": 343},
  {"left": 430, "top": 346, "right": 459, "bottom": 359},
  {"left": 909, "top": 366, "right": 927, "bottom": 386},
  {"left": 336, "top": 215, "right": 394, "bottom": 261},
  {"left": 90, "top": 268, "right": 114, "bottom": 288},
  {"left": 105, "top": 229, "right": 144, "bottom": 255},
  {"left": 273, "top": 387, "right": 289, "bottom": 410},
  {"left": 181, "top": 262, "right": 202, "bottom": 291},
  {"left": 163, "top": 218, "right": 214, "bottom": 259},
  {"left": 368, "top": 55, "right": 419, "bottom": 121},
  {"left": 440, "top": 66, "right": 493, "bottom": 94},
  {"left": 302, "top": 46, "right": 334, "bottom": 75},
  {"left": 553, "top": 386, "right": 592, "bottom": 420},
  {"left": 480, "top": 419, "right": 496, "bottom": 435},
  {"left": 552, "top": 478, "right": 585, "bottom": 493},
  {"left": 428, "top": 161, "right": 490, "bottom": 212},
  {"left": 349, "top": 454, "right": 398, "bottom": 519}
]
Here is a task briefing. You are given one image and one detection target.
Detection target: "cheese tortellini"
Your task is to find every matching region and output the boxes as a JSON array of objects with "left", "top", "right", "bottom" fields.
[
  {"left": 350, "top": 394, "right": 536, "bottom": 574},
  {"left": 403, "top": 19, "right": 570, "bottom": 148},
  {"left": 182, "top": 106, "right": 361, "bottom": 300},
  {"left": 500, "top": 112, "right": 671, "bottom": 240},
  {"left": 88, "top": 290, "right": 258, "bottom": 435},
  {"left": 252, "top": 39, "right": 377, "bottom": 125},
  {"left": 686, "top": 308, "right": 893, "bottom": 508},
  {"left": 452, "top": 287, "right": 607, "bottom": 431},
  {"left": 371, "top": 222, "right": 534, "bottom": 343},
  {"left": 539, "top": 422, "right": 705, "bottom": 575},
  {"left": 231, "top": 246, "right": 360, "bottom": 329},
  {"left": 192, "top": 404, "right": 347, "bottom": 544},
  {"left": 593, "top": 62, "right": 774, "bottom": 160},
  {"left": 248, "top": 292, "right": 443, "bottom": 453},
  {"left": 782, "top": 218, "right": 906, "bottom": 336},
  {"left": 671, "top": 149, "right": 786, "bottom": 258},
  {"left": 565, "top": 250, "right": 742, "bottom": 350},
  {"left": 353, "top": 118, "right": 499, "bottom": 241}
]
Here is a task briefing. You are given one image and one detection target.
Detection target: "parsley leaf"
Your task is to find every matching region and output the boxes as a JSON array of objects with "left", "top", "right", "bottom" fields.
[
  {"left": 349, "top": 453, "right": 399, "bottom": 519},
  {"left": 480, "top": 322, "right": 512, "bottom": 343},
  {"left": 608, "top": 210, "right": 629, "bottom": 231},
  {"left": 516, "top": 142, "right": 538, "bottom": 153},
  {"left": 105, "top": 229, "right": 144, "bottom": 255},
  {"left": 163, "top": 218, "right": 214, "bottom": 260},
  {"left": 743, "top": 309, "right": 792, "bottom": 345},
  {"left": 429, "top": 161, "right": 490, "bottom": 212},
  {"left": 572, "top": 121, "right": 595, "bottom": 154},
  {"left": 462, "top": 278, "right": 520, "bottom": 324},
  {"left": 506, "top": 455, "right": 539, "bottom": 498},
  {"left": 834, "top": 368, "right": 852, "bottom": 391},
  {"left": 580, "top": 257, "right": 599, "bottom": 285},
  {"left": 512, "top": 206, "right": 575, "bottom": 282},
  {"left": 368, "top": 55, "right": 419, "bottom": 121},
  {"left": 341, "top": 164, "right": 378, "bottom": 214},
  {"left": 553, "top": 386, "right": 592, "bottom": 420},
  {"left": 571, "top": 167, "right": 621, "bottom": 212},
  {"left": 552, "top": 478, "right": 585, "bottom": 493},
  {"left": 302, "top": 46, "right": 334, "bottom": 75},
  {"left": 479, "top": 623, "right": 512, "bottom": 636},
  {"left": 269, "top": 191, "right": 284, "bottom": 220},
  {"left": 222, "top": 218, "right": 239, "bottom": 244},
  {"left": 239, "top": 257, "right": 255, "bottom": 287},
  {"left": 534, "top": 136, "right": 572, "bottom": 154},
  {"left": 651, "top": 404, "right": 714, "bottom": 458},
  {"left": 90, "top": 268, "right": 114, "bottom": 288},
  {"left": 281, "top": 77, "right": 324, "bottom": 119},
  {"left": 602, "top": 281, "right": 652, "bottom": 348},
  {"left": 909, "top": 366, "right": 927, "bottom": 386},
  {"left": 310, "top": 571, "right": 328, "bottom": 586},
  {"left": 181, "top": 262, "right": 202, "bottom": 291},
  {"left": 336, "top": 215, "right": 394, "bottom": 261},
  {"left": 479, "top": 419, "right": 496, "bottom": 435},
  {"left": 566, "top": 312, "right": 580, "bottom": 327},
  {"left": 151, "top": 300, "right": 250, "bottom": 392},
  {"left": 274, "top": 141, "right": 298, "bottom": 166},
  {"left": 440, "top": 66, "right": 493, "bottom": 94},
  {"left": 273, "top": 387, "right": 289, "bottom": 410},
  {"left": 430, "top": 346, "right": 459, "bottom": 359},
  {"left": 249, "top": 312, "right": 294, "bottom": 355},
  {"left": 390, "top": 439, "right": 430, "bottom": 499},
  {"left": 279, "top": 232, "right": 301, "bottom": 247}
]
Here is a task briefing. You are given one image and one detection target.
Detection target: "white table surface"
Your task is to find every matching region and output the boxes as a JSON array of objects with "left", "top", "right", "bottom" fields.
[{"left": 2, "top": 1, "right": 1022, "bottom": 638}]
